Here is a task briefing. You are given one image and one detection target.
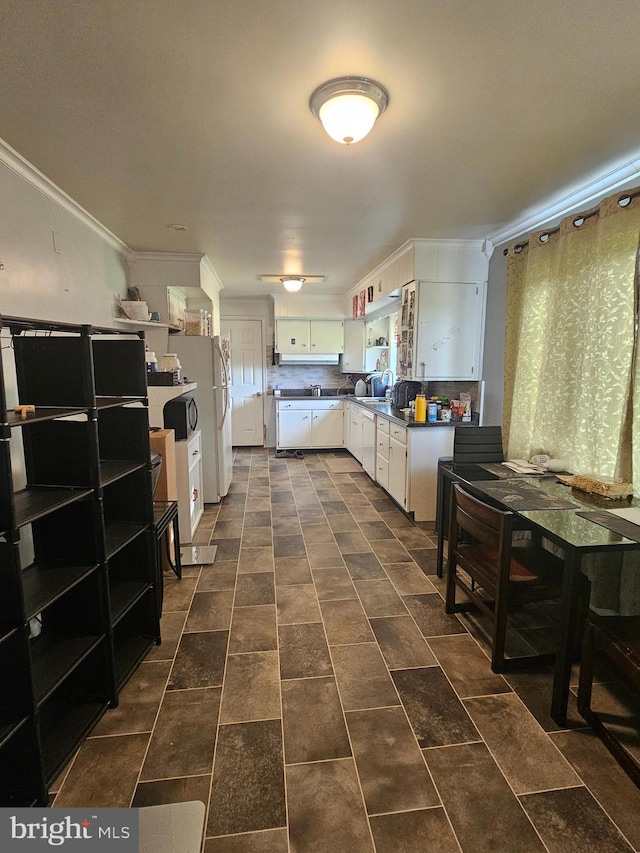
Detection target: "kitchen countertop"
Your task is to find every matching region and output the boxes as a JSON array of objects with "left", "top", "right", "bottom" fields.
[{"left": 274, "top": 392, "right": 479, "bottom": 429}]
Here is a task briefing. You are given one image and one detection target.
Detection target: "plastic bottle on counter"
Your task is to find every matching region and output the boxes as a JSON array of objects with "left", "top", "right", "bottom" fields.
[
  {"left": 274, "top": 384, "right": 281, "bottom": 397},
  {"left": 427, "top": 401, "right": 438, "bottom": 423},
  {"left": 414, "top": 394, "right": 427, "bottom": 422}
]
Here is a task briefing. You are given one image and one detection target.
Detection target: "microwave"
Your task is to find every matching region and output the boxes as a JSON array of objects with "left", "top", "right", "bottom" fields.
[{"left": 163, "top": 394, "right": 198, "bottom": 440}]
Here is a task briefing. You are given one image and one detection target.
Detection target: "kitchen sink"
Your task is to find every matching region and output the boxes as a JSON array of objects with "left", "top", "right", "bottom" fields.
[{"left": 354, "top": 396, "right": 388, "bottom": 403}]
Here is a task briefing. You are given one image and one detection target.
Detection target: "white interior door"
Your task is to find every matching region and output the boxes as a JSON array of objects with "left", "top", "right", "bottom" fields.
[{"left": 221, "top": 319, "right": 264, "bottom": 446}]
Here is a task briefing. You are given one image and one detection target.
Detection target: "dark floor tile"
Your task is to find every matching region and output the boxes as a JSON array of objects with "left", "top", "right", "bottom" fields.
[
  {"left": 392, "top": 667, "right": 478, "bottom": 747},
  {"left": 224, "top": 493, "right": 248, "bottom": 507},
  {"left": 408, "top": 549, "right": 438, "bottom": 574},
  {"left": 332, "top": 643, "right": 400, "bottom": 711},
  {"left": 327, "top": 513, "right": 360, "bottom": 531},
  {"left": 244, "top": 511, "right": 273, "bottom": 528},
  {"left": 384, "top": 562, "right": 437, "bottom": 595},
  {"left": 215, "top": 504, "right": 244, "bottom": 521},
  {"left": 162, "top": 576, "right": 197, "bottom": 612},
  {"left": 273, "top": 534, "right": 306, "bottom": 558},
  {"left": 505, "top": 665, "right": 585, "bottom": 732},
  {"left": 220, "top": 651, "right": 280, "bottom": 723},
  {"left": 344, "top": 552, "right": 387, "bottom": 580},
  {"left": 520, "top": 786, "right": 634, "bottom": 852},
  {"left": 141, "top": 687, "right": 221, "bottom": 780},
  {"left": 463, "top": 693, "right": 580, "bottom": 794},
  {"left": 207, "top": 719, "right": 286, "bottom": 836},
  {"left": 168, "top": 630, "right": 228, "bottom": 689},
  {"left": 282, "top": 676, "right": 351, "bottom": 764},
  {"left": 319, "top": 598, "right": 374, "bottom": 645},
  {"left": 551, "top": 729, "right": 640, "bottom": 850},
  {"left": 132, "top": 773, "right": 211, "bottom": 808},
  {"left": 350, "top": 505, "right": 384, "bottom": 522},
  {"left": 286, "top": 759, "right": 374, "bottom": 853},
  {"left": 270, "top": 490, "right": 294, "bottom": 503},
  {"left": 54, "top": 733, "right": 149, "bottom": 807},
  {"left": 204, "top": 828, "right": 289, "bottom": 853},
  {"left": 371, "top": 539, "right": 412, "bottom": 564},
  {"left": 369, "top": 808, "right": 459, "bottom": 853},
  {"left": 403, "top": 593, "right": 466, "bottom": 637},
  {"left": 424, "top": 742, "right": 546, "bottom": 853},
  {"left": 278, "top": 622, "right": 333, "bottom": 679},
  {"left": 311, "top": 566, "right": 357, "bottom": 600},
  {"left": 272, "top": 517, "right": 302, "bottom": 536},
  {"left": 346, "top": 706, "right": 439, "bottom": 815},
  {"left": 144, "top": 610, "right": 187, "bottom": 661},
  {"left": 380, "top": 510, "right": 414, "bottom": 529},
  {"left": 354, "top": 578, "right": 407, "bottom": 617},
  {"left": 234, "top": 572, "right": 275, "bottom": 606},
  {"left": 358, "top": 521, "right": 396, "bottom": 541},
  {"left": 93, "top": 661, "right": 170, "bottom": 735},
  {"left": 301, "top": 524, "right": 335, "bottom": 544},
  {"left": 276, "top": 583, "right": 321, "bottom": 624},
  {"left": 274, "top": 556, "right": 313, "bottom": 586},
  {"left": 212, "top": 538, "right": 241, "bottom": 562},
  {"left": 394, "top": 527, "right": 435, "bottom": 550},
  {"left": 370, "top": 615, "right": 437, "bottom": 670},
  {"left": 297, "top": 507, "right": 323, "bottom": 524},
  {"left": 369, "top": 497, "right": 397, "bottom": 513},
  {"left": 185, "top": 589, "right": 234, "bottom": 632},
  {"left": 428, "top": 634, "right": 511, "bottom": 699},
  {"left": 197, "top": 561, "right": 238, "bottom": 591},
  {"left": 316, "top": 488, "right": 342, "bottom": 502},
  {"left": 229, "top": 605, "right": 277, "bottom": 653},
  {"left": 307, "top": 541, "right": 345, "bottom": 568},
  {"left": 321, "top": 500, "right": 349, "bottom": 516}
]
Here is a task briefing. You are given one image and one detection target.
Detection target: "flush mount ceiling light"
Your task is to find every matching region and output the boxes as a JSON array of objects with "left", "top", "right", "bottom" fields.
[
  {"left": 167, "top": 223, "right": 188, "bottom": 231},
  {"left": 309, "top": 76, "right": 389, "bottom": 144},
  {"left": 280, "top": 276, "right": 305, "bottom": 293}
]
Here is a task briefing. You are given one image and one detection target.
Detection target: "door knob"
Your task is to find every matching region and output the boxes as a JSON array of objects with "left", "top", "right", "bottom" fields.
[{"left": 257, "top": 392, "right": 262, "bottom": 396}]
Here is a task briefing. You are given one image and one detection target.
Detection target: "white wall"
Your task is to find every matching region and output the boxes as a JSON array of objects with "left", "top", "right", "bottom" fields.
[
  {"left": 0, "top": 152, "right": 129, "bottom": 326},
  {"left": 481, "top": 249, "right": 507, "bottom": 426}
]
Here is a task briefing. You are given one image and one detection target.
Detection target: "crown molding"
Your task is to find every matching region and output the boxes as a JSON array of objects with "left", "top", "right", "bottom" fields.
[
  {"left": 487, "top": 151, "right": 640, "bottom": 247},
  {"left": 0, "top": 136, "right": 130, "bottom": 254}
]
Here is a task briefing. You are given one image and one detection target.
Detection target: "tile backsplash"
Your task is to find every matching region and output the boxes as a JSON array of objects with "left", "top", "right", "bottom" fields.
[{"left": 266, "top": 356, "right": 356, "bottom": 392}]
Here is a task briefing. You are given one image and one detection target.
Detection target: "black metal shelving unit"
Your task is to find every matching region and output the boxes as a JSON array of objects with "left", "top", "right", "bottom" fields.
[{"left": 0, "top": 315, "right": 160, "bottom": 804}]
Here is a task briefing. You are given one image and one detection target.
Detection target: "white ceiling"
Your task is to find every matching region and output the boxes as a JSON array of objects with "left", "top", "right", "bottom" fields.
[{"left": 2, "top": 0, "right": 640, "bottom": 297}]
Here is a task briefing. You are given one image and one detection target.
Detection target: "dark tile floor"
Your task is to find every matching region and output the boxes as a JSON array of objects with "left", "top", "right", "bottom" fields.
[{"left": 51, "top": 448, "right": 640, "bottom": 852}]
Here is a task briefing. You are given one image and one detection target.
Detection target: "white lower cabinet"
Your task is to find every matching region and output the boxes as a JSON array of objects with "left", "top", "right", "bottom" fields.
[
  {"left": 176, "top": 429, "right": 204, "bottom": 543},
  {"left": 276, "top": 399, "right": 344, "bottom": 449},
  {"left": 349, "top": 406, "right": 363, "bottom": 462},
  {"left": 361, "top": 410, "right": 376, "bottom": 477},
  {"left": 387, "top": 434, "right": 408, "bottom": 508}
]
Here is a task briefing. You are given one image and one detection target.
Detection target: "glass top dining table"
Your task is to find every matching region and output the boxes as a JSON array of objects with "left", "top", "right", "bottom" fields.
[{"left": 435, "top": 462, "right": 640, "bottom": 724}]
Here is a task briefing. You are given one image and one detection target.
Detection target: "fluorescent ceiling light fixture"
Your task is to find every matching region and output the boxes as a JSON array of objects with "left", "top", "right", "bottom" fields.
[
  {"left": 309, "top": 77, "right": 389, "bottom": 144},
  {"left": 280, "top": 276, "right": 305, "bottom": 292}
]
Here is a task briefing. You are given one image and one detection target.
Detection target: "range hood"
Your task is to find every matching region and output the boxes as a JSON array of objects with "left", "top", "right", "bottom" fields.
[{"left": 279, "top": 353, "right": 340, "bottom": 366}]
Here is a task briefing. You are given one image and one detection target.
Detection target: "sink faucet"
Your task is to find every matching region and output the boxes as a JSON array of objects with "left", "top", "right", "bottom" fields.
[{"left": 381, "top": 368, "right": 394, "bottom": 388}]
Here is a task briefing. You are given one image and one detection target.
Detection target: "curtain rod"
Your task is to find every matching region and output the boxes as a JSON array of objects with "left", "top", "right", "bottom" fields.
[{"left": 502, "top": 188, "right": 640, "bottom": 256}]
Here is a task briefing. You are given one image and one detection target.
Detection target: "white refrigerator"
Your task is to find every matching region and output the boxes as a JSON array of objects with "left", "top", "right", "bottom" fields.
[{"left": 172, "top": 335, "right": 233, "bottom": 503}]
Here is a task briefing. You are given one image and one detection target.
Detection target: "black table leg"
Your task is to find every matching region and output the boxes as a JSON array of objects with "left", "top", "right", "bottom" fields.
[{"left": 551, "top": 548, "right": 582, "bottom": 725}]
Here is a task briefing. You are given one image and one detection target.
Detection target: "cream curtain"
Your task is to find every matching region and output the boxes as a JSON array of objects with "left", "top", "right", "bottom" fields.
[{"left": 504, "top": 191, "right": 640, "bottom": 484}]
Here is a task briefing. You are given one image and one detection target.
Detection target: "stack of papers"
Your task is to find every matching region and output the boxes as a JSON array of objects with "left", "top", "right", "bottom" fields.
[{"left": 501, "top": 459, "right": 547, "bottom": 475}]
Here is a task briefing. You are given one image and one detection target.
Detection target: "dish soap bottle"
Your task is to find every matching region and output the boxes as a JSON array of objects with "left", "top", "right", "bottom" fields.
[{"left": 414, "top": 394, "right": 427, "bottom": 422}]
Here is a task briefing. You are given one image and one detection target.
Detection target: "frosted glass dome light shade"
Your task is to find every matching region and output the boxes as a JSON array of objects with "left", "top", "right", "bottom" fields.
[
  {"left": 281, "top": 276, "right": 305, "bottom": 292},
  {"left": 310, "top": 77, "right": 389, "bottom": 145}
]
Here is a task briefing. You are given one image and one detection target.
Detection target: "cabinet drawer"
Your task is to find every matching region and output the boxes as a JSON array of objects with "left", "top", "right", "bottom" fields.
[
  {"left": 377, "top": 433, "right": 390, "bottom": 460},
  {"left": 186, "top": 430, "right": 201, "bottom": 459},
  {"left": 278, "top": 399, "right": 342, "bottom": 411},
  {"left": 376, "top": 455, "right": 389, "bottom": 490},
  {"left": 376, "top": 417, "right": 390, "bottom": 435},
  {"left": 390, "top": 424, "right": 407, "bottom": 444}
]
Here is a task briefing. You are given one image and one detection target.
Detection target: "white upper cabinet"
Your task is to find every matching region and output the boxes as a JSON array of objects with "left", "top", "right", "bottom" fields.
[
  {"left": 342, "top": 320, "right": 366, "bottom": 373},
  {"left": 275, "top": 319, "right": 343, "bottom": 353}
]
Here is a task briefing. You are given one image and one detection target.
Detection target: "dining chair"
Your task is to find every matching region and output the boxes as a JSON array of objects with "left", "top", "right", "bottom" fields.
[
  {"left": 577, "top": 612, "right": 640, "bottom": 786},
  {"left": 453, "top": 424, "right": 504, "bottom": 464},
  {"left": 445, "top": 483, "right": 565, "bottom": 672}
]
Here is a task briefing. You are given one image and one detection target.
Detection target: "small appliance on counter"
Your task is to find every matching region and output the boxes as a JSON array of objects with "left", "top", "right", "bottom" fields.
[
  {"left": 310, "top": 384, "right": 322, "bottom": 397},
  {"left": 366, "top": 373, "right": 387, "bottom": 397},
  {"left": 163, "top": 394, "right": 198, "bottom": 440},
  {"left": 354, "top": 378, "right": 367, "bottom": 396},
  {"left": 391, "top": 380, "right": 422, "bottom": 408}
]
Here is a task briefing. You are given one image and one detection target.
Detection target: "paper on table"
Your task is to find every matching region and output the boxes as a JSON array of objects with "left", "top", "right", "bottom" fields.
[
  {"left": 501, "top": 460, "right": 547, "bottom": 475},
  {"left": 607, "top": 507, "right": 640, "bottom": 526}
]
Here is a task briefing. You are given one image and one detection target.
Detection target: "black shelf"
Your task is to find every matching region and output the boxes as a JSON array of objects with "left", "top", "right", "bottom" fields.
[
  {"left": 0, "top": 315, "right": 159, "bottom": 804},
  {"left": 11, "top": 486, "right": 93, "bottom": 531},
  {"left": 104, "top": 521, "right": 147, "bottom": 559},
  {"left": 22, "top": 562, "right": 98, "bottom": 621},
  {"left": 100, "top": 459, "right": 145, "bottom": 487},
  {"left": 31, "top": 633, "right": 105, "bottom": 705},
  {"left": 6, "top": 407, "right": 89, "bottom": 428},
  {"left": 40, "top": 698, "right": 109, "bottom": 785},
  {"left": 110, "top": 580, "right": 153, "bottom": 626}
]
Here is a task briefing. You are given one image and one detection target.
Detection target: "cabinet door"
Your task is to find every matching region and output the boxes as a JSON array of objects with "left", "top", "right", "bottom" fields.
[
  {"left": 189, "top": 454, "right": 204, "bottom": 535},
  {"left": 277, "top": 410, "right": 312, "bottom": 448},
  {"left": 310, "top": 320, "right": 344, "bottom": 353},
  {"left": 387, "top": 435, "right": 408, "bottom": 508},
  {"left": 342, "top": 321, "right": 366, "bottom": 373},
  {"left": 276, "top": 320, "right": 310, "bottom": 353},
  {"left": 311, "top": 409, "right": 344, "bottom": 448},
  {"left": 415, "top": 282, "right": 485, "bottom": 379},
  {"left": 376, "top": 454, "right": 389, "bottom": 489},
  {"left": 350, "top": 412, "right": 363, "bottom": 462},
  {"left": 361, "top": 414, "right": 376, "bottom": 477}
]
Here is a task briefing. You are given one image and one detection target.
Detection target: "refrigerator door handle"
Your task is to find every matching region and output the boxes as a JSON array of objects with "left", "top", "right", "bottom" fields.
[{"left": 214, "top": 340, "right": 229, "bottom": 431}]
